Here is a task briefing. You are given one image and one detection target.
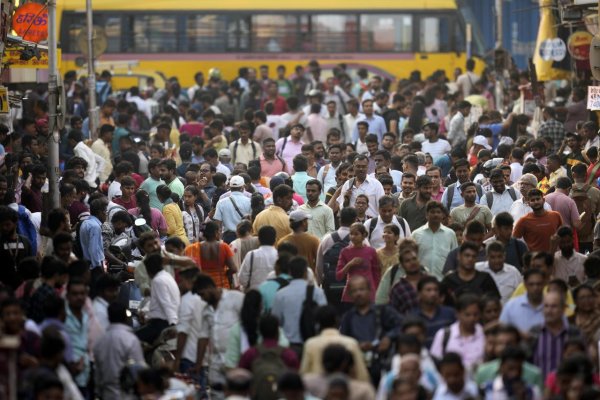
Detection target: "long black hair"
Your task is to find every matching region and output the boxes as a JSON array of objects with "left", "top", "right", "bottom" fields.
[
  {"left": 135, "top": 189, "right": 153, "bottom": 225},
  {"left": 241, "top": 290, "right": 263, "bottom": 347}
]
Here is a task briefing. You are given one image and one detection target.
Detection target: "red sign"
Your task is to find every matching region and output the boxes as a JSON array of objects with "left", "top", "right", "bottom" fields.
[{"left": 11, "top": 2, "right": 47, "bottom": 43}]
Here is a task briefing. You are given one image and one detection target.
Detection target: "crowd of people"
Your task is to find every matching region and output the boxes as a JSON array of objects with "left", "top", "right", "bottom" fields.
[{"left": 2, "top": 57, "right": 600, "bottom": 400}]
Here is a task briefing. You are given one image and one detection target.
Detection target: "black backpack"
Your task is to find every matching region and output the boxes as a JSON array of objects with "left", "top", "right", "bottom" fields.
[
  {"left": 299, "top": 285, "right": 318, "bottom": 341},
  {"left": 322, "top": 232, "right": 350, "bottom": 291}
]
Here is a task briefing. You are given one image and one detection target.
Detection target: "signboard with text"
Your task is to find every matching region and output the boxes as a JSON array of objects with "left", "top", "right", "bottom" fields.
[
  {"left": 587, "top": 86, "right": 600, "bottom": 110},
  {"left": 3, "top": 47, "right": 60, "bottom": 68}
]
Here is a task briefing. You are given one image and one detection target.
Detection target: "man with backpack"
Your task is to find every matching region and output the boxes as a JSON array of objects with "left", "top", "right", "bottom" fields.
[
  {"left": 238, "top": 315, "right": 299, "bottom": 400},
  {"left": 339, "top": 275, "right": 402, "bottom": 384},
  {"left": 479, "top": 169, "right": 519, "bottom": 216},
  {"left": 571, "top": 163, "right": 600, "bottom": 253},
  {"left": 271, "top": 256, "right": 327, "bottom": 357},
  {"left": 316, "top": 207, "right": 357, "bottom": 306},
  {"left": 364, "top": 196, "right": 411, "bottom": 249}
]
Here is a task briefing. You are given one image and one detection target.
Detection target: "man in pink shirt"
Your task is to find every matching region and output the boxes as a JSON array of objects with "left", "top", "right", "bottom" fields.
[
  {"left": 259, "top": 137, "right": 286, "bottom": 177},
  {"left": 276, "top": 124, "right": 305, "bottom": 174},
  {"left": 544, "top": 177, "right": 582, "bottom": 230}
]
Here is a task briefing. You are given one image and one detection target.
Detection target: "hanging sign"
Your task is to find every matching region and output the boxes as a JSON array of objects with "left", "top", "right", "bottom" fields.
[{"left": 11, "top": 2, "right": 48, "bottom": 43}]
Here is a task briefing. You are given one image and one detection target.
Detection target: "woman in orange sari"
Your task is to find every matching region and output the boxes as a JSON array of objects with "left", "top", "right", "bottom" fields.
[{"left": 184, "top": 221, "right": 238, "bottom": 289}]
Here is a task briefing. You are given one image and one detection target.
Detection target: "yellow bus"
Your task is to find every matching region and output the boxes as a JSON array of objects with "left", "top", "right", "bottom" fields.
[{"left": 58, "top": 0, "right": 485, "bottom": 89}]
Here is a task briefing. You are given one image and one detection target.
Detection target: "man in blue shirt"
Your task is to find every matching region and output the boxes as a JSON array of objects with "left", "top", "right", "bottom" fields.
[
  {"left": 409, "top": 276, "right": 456, "bottom": 348},
  {"left": 352, "top": 99, "right": 386, "bottom": 143},
  {"left": 291, "top": 154, "right": 312, "bottom": 202},
  {"left": 499, "top": 268, "right": 545, "bottom": 333},
  {"left": 440, "top": 158, "right": 482, "bottom": 211},
  {"left": 80, "top": 198, "right": 107, "bottom": 273}
]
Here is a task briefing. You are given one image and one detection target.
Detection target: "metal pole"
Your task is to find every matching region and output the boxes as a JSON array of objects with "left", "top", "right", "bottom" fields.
[
  {"left": 495, "top": 0, "right": 503, "bottom": 49},
  {"left": 86, "top": 0, "right": 98, "bottom": 141},
  {"left": 47, "top": 0, "right": 60, "bottom": 209},
  {"left": 466, "top": 23, "right": 472, "bottom": 60}
]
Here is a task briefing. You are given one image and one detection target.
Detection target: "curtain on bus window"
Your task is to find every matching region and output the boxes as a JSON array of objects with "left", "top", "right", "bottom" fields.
[
  {"left": 419, "top": 16, "right": 451, "bottom": 52},
  {"left": 133, "top": 15, "right": 176, "bottom": 52},
  {"left": 251, "top": 15, "right": 297, "bottom": 52},
  {"left": 360, "top": 15, "right": 412, "bottom": 52},
  {"left": 312, "top": 15, "right": 358, "bottom": 53},
  {"left": 186, "top": 15, "right": 227, "bottom": 52}
]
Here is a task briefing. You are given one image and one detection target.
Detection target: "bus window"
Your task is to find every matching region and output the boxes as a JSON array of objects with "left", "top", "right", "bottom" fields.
[
  {"left": 419, "top": 16, "right": 451, "bottom": 52},
  {"left": 251, "top": 15, "right": 298, "bottom": 52},
  {"left": 360, "top": 14, "right": 412, "bottom": 52},
  {"left": 312, "top": 15, "right": 358, "bottom": 53},
  {"left": 186, "top": 15, "right": 227, "bottom": 52},
  {"left": 132, "top": 15, "right": 177, "bottom": 53},
  {"left": 104, "top": 16, "right": 122, "bottom": 53}
]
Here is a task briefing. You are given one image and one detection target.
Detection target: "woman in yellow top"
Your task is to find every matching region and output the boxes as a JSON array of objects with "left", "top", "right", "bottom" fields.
[
  {"left": 156, "top": 184, "right": 189, "bottom": 245},
  {"left": 376, "top": 224, "right": 400, "bottom": 275}
]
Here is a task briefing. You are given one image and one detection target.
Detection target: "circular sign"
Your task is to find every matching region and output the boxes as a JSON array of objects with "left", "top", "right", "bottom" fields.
[
  {"left": 539, "top": 38, "right": 567, "bottom": 62},
  {"left": 11, "top": 3, "right": 48, "bottom": 43},
  {"left": 77, "top": 26, "right": 108, "bottom": 58},
  {"left": 567, "top": 31, "right": 593, "bottom": 61}
]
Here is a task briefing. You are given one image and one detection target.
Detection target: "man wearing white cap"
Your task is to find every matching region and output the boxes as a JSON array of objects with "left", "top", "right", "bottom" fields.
[
  {"left": 218, "top": 148, "right": 233, "bottom": 174},
  {"left": 472, "top": 135, "right": 492, "bottom": 154},
  {"left": 214, "top": 175, "right": 252, "bottom": 243},
  {"left": 277, "top": 209, "right": 320, "bottom": 272}
]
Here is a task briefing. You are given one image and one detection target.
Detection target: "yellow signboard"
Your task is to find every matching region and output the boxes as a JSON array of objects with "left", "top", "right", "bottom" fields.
[
  {"left": 3, "top": 47, "right": 60, "bottom": 68},
  {"left": 0, "top": 86, "right": 8, "bottom": 114}
]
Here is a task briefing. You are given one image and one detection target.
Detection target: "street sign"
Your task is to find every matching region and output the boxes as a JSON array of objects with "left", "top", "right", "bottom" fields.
[
  {"left": 587, "top": 86, "right": 600, "bottom": 110},
  {"left": 0, "top": 86, "right": 9, "bottom": 114},
  {"left": 3, "top": 47, "right": 61, "bottom": 68},
  {"left": 11, "top": 2, "right": 48, "bottom": 43}
]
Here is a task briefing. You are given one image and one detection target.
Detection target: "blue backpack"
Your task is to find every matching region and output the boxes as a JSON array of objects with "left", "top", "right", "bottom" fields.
[{"left": 17, "top": 205, "right": 37, "bottom": 256}]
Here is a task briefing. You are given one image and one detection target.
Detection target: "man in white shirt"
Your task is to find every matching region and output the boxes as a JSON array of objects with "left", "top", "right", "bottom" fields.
[
  {"left": 228, "top": 122, "right": 261, "bottom": 166},
  {"left": 136, "top": 252, "right": 181, "bottom": 344},
  {"left": 364, "top": 196, "right": 411, "bottom": 249},
  {"left": 553, "top": 226, "right": 587, "bottom": 287},
  {"left": 480, "top": 169, "right": 521, "bottom": 216},
  {"left": 194, "top": 273, "right": 245, "bottom": 397},
  {"left": 92, "top": 274, "right": 121, "bottom": 332},
  {"left": 448, "top": 101, "right": 472, "bottom": 148},
  {"left": 344, "top": 99, "right": 364, "bottom": 144},
  {"left": 336, "top": 155, "right": 385, "bottom": 218},
  {"left": 174, "top": 267, "right": 208, "bottom": 384},
  {"left": 68, "top": 129, "right": 105, "bottom": 189},
  {"left": 456, "top": 59, "right": 480, "bottom": 98},
  {"left": 316, "top": 144, "right": 343, "bottom": 194},
  {"left": 126, "top": 87, "right": 152, "bottom": 119},
  {"left": 238, "top": 226, "right": 278, "bottom": 290},
  {"left": 475, "top": 241, "right": 522, "bottom": 304},
  {"left": 421, "top": 122, "right": 451, "bottom": 160}
]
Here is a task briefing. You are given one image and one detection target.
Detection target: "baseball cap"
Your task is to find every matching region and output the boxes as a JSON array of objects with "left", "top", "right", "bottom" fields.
[
  {"left": 308, "top": 89, "right": 321, "bottom": 97},
  {"left": 229, "top": 175, "right": 245, "bottom": 188},
  {"left": 473, "top": 135, "right": 492, "bottom": 150},
  {"left": 289, "top": 210, "right": 313, "bottom": 222},
  {"left": 218, "top": 148, "right": 231, "bottom": 157}
]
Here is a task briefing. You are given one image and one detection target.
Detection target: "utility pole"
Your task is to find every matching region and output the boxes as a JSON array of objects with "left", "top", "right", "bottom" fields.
[
  {"left": 86, "top": 0, "right": 98, "bottom": 141},
  {"left": 495, "top": 0, "right": 503, "bottom": 49},
  {"left": 47, "top": 0, "right": 59, "bottom": 208}
]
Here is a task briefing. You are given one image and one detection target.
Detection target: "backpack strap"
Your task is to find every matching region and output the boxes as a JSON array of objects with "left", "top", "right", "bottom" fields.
[
  {"left": 368, "top": 217, "right": 378, "bottom": 241},
  {"left": 251, "top": 141, "right": 257, "bottom": 160},
  {"left": 229, "top": 196, "right": 245, "bottom": 219},
  {"left": 442, "top": 326, "right": 452, "bottom": 355},
  {"left": 485, "top": 191, "right": 494, "bottom": 209},
  {"left": 321, "top": 164, "right": 331, "bottom": 185},
  {"left": 246, "top": 251, "right": 255, "bottom": 289},
  {"left": 475, "top": 184, "right": 483, "bottom": 199},
  {"left": 233, "top": 140, "right": 239, "bottom": 164},
  {"left": 331, "top": 231, "right": 342, "bottom": 243},
  {"left": 278, "top": 136, "right": 288, "bottom": 157},
  {"left": 446, "top": 183, "right": 455, "bottom": 211},
  {"left": 508, "top": 187, "right": 517, "bottom": 201},
  {"left": 273, "top": 276, "right": 289, "bottom": 290},
  {"left": 398, "top": 217, "right": 407, "bottom": 237},
  {"left": 389, "top": 265, "right": 399, "bottom": 286}
]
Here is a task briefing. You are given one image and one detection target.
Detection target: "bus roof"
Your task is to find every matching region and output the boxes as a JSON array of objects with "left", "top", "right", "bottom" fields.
[{"left": 61, "top": 0, "right": 457, "bottom": 12}]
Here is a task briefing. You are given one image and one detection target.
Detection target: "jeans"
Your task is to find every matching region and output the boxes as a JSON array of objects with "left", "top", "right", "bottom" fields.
[{"left": 180, "top": 359, "right": 208, "bottom": 399}]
